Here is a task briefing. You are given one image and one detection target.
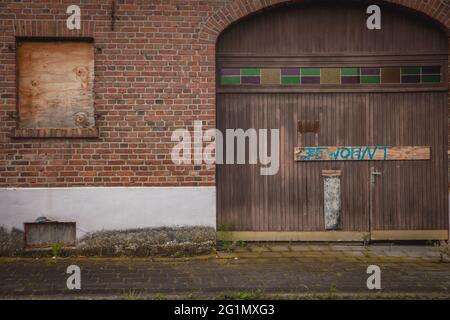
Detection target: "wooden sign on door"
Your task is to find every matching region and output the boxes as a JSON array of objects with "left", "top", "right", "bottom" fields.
[{"left": 294, "top": 146, "right": 430, "bottom": 161}]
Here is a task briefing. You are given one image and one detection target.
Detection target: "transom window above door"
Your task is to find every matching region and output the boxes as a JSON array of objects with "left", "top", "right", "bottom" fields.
[{"left": 220, "top": 66, "right": 442, "bottom": 86}]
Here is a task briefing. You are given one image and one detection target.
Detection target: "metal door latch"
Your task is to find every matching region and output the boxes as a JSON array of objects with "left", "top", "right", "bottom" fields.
[{"left": 370, "top": 170, "right": 382, "bottom": 184}]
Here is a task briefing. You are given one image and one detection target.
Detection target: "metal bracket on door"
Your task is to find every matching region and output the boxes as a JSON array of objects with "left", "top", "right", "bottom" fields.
[
  {"left": 369, "top": 167, "right": 382, "bottom": 241},
  {"left": 370, "top": 169, "right": 382, "bottom": 184}
]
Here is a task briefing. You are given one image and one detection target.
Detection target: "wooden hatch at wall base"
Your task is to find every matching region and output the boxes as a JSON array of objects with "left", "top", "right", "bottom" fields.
[{"left": 216, "top": 1, "right": 449, "bottom": 241}]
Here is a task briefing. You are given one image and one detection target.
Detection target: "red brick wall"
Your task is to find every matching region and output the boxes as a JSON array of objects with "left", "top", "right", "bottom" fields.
[{"left": 0, "top": 0, "right": 448, "bottom": 188}]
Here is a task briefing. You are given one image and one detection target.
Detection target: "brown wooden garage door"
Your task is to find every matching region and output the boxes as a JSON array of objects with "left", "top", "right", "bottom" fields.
[{"left": 216, "top": 2, "right": 449, "bottom": 241}]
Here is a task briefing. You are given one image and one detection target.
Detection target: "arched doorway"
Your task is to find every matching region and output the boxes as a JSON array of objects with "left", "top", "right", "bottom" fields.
[{"left": 216, "top": 1, "right": 449, "bottom": 241}]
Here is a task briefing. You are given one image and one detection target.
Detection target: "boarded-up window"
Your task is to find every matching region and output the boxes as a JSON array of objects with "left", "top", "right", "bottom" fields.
[{"left": 14, "top": 39, "right": 97, "bottom": 138}]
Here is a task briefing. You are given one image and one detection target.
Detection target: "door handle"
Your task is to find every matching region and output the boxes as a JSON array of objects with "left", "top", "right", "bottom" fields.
[{"left": 371, "top": 171, "right": 382, "bottom": 176}]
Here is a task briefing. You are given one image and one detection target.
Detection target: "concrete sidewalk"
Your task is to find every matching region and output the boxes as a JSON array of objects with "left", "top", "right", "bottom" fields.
[
  {"left": 219, "top": 243, "right": 449, "bottom": 260},
  {"left": 0, "top": 245, "right": 449, "bottom": 299}
]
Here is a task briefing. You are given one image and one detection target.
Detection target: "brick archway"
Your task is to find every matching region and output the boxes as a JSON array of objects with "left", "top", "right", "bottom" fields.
[{"left": 199, "top": 0, "right": 449, "bottom": 41}]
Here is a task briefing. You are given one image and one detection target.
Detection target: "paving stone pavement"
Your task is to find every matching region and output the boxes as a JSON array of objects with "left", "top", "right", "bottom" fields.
[{"left": 0, "top": 245, "right": 449, "bottom": 299}]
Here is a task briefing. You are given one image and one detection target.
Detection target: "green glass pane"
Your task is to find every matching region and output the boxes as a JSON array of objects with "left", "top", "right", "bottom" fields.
[
  {"left": 401, "top": 67, "right": 420, "bottom": 75},
  {"left": 281, "top": 76, "right": 300, "bottom": 85},
  {"left": 341, "top": 67, "right": 359, "bottom": 76},
  {"left": 361, "top": 76, "right": 380, "bottom": 84},
  {"left": 241, "top": 68, "right": 260, "bottom": 76},
  {"left": 422, "top": 75, "right": 441, "bottom": 83},
  {"left": 301, "top": 68, "right": 321, "bottom": 76},
  {"left": 221, "top": 76, "right": 241, "bottom": 85}
]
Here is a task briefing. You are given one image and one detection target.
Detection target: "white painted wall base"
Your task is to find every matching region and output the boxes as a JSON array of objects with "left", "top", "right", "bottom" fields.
[{"left": 0, "top": 187, "right": 216, "bottom": 237}]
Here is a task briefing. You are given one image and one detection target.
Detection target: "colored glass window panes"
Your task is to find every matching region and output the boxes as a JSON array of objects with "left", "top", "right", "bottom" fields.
[
  {"left": 220, "top": 66, "right": 441, "bottom": 86},
  {"left": 241, "top": 68, "right": 260, "bottom": 76},
  {"left": 421, "top": 66, "right": 441, "bottom": 83},
  {"left": 241, "top": 76, "right": 260, "bottom": 85},
  {"left": 221, "top": 76, "right": 240, "bottom": 85},
  {"left": 422, "top": 75, "right": 441, "bottom": 83},
  {"left": 281, "top": 68, "right": 300, "bottom": 76},
  {"left": 221, "top": 68, "right": 240, "bottom": 76},
  {"left": 341, "top": 68, "right": 359, "bottom": 76},
  {"left": 282, "top": 76, "right": 300, "bottom": 85},
  {"left": 381, "top": 67, "right": 400, "bottom": 84},
  {"left": 341, "top": 76, "right": 360, "bottom": 84},
  {"left": 301, "top": 68, "right": 320, "bottom": 76},
  {"left": 261, "top": 69, "right": 280, "bottom": 85},
  {"left": 361, "top": 67, "right": 380, "bottom": 76},
  {"left": 401, "top": 66, "right": 420, "bottom": 75},
  {"left": 361, "top": 75, "right": 380, "bottom": 84},
  {"left": 422, "top": 66, "right": 440, "bottom": 74},
  {"left": 302, "top": 76, "right": 320, "bottom": 84},
  {"left": 402, "top": 75, "right": 421, "bottom": 83},
  {"left": 321, "top": 68, "right": 340, "bottom": 84}
]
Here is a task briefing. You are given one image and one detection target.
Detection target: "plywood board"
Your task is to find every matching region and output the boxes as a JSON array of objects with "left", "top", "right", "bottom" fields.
[
  {"left": 295, "top": 146, "right": 430, "bottom": 161},
  {"left": 17, "top": 41, "right": 95, "bottom": 129}
]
